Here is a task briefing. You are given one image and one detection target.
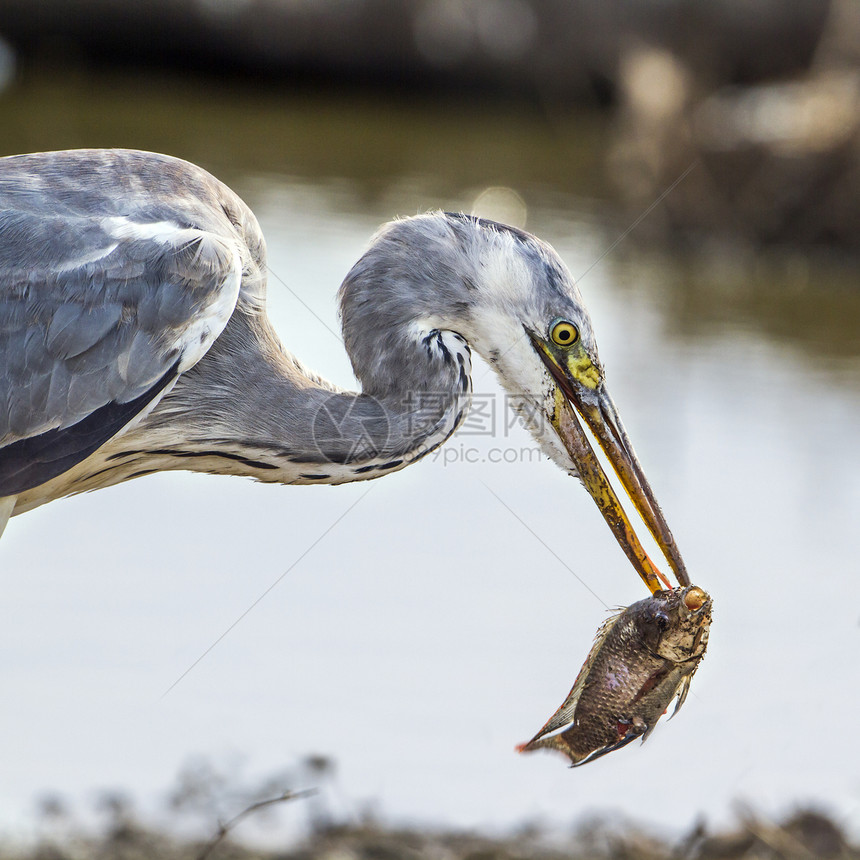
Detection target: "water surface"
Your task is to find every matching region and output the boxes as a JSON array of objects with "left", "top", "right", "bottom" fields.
[{"left": 1, "top": 69, "right": 859, "bottom": 841}]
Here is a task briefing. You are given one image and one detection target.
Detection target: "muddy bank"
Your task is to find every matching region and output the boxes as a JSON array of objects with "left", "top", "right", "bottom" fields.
[{"left": 7, "top": 806, "right": 857, "bottom": 860}]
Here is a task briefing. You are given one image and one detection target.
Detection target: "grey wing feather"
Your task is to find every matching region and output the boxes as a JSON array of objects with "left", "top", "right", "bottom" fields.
[{"left": 0, "top": 149, "right": 253, "bottom": 494}]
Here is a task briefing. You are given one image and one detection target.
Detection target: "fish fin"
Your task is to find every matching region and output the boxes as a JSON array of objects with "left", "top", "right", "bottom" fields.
[
  {"left": 518, "top": 727, "right": 640, "bottom": 767},
  {"left": 525, "top": 610, "right": 625, "bottom": 744},
  {"left": 638, "top": 672, "right": 693, "bottom": 743},
  {"left": 641, "top": 718, "right": 659, "bottom": 742},
  {"left": 517, "top": 734, "right": 573, "bottom": 757},
  {"left": 668, "top": 675, "right": 693, "bottom": 719},
  {"left": 570, "top": 728, "right": 644, "bottom": 767}
]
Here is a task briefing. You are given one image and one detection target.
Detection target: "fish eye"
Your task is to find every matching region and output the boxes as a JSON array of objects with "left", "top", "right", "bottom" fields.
[
  {"left": 550, "top": 319, "right": 579, "bottom": 347},
  {"left": 654, "top": 611, "right": 670, "bottom": 631},
  {"left": 683, "top": 586, "right": 707, "bottom": 611}
]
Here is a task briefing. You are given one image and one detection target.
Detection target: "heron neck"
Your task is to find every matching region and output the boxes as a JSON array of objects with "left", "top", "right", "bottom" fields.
[
  {"left": 118, "top": 308, "right": 472, "bottom": 485},
  {"left": 114, "top": 213, "right": 490, "bottom": 485}
]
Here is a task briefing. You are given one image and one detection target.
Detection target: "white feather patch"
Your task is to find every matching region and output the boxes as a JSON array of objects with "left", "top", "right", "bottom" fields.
[
  {"left": 101, "top": 216, "right": 243, "bottom": 374},
  {"left": 172, "top": 247, "right": 242, "bottom": 373}
]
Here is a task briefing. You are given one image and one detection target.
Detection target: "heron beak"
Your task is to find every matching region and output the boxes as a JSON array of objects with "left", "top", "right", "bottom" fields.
[{"left": 532, "top": 338, "right": 690, "bottom": 594}]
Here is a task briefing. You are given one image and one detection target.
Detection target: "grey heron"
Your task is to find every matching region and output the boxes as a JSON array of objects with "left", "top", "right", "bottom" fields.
[{"left": 0, "top": 149, "right": 688, "bottom": 593}]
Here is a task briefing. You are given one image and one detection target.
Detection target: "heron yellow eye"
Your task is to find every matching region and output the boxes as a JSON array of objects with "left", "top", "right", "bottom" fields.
[{"left": 550, "top": 320, "right": 579, "bottom": 347}]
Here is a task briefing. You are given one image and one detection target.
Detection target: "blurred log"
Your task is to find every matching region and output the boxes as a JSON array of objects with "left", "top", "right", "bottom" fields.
[
  {"left": 0, "top": 0, "right": 832, "bottom": 106},
  {"left": 608, "top": 0, "right": 860, "bottom": 251}
]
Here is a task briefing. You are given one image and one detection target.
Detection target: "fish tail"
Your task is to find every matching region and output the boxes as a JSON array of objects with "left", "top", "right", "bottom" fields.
[{"left": 516, "top": 734, "right": 578, "bottom": 759}]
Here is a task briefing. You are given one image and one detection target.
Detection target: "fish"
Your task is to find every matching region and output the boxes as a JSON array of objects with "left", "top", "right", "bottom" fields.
[{"left": 518, "top": 584, "right": 712, "bottom": 767}]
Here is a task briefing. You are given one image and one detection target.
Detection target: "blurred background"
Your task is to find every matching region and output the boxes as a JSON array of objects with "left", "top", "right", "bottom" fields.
[{"left": 0, "top": 0, "right": 859, "bottom": 856}]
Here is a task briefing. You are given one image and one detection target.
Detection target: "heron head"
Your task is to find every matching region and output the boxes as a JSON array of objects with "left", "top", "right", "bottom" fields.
[
  {"left": 445, "top": 214, "right": 689, "bottom": 593},
  {"left": 341, "top": 212, "right": 689, "bottom": 592}
]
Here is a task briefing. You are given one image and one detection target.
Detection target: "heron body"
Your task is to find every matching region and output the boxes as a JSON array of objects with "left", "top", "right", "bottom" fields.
[{"left": 0, "top": 149, "right": 688, "bottom": 592}]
